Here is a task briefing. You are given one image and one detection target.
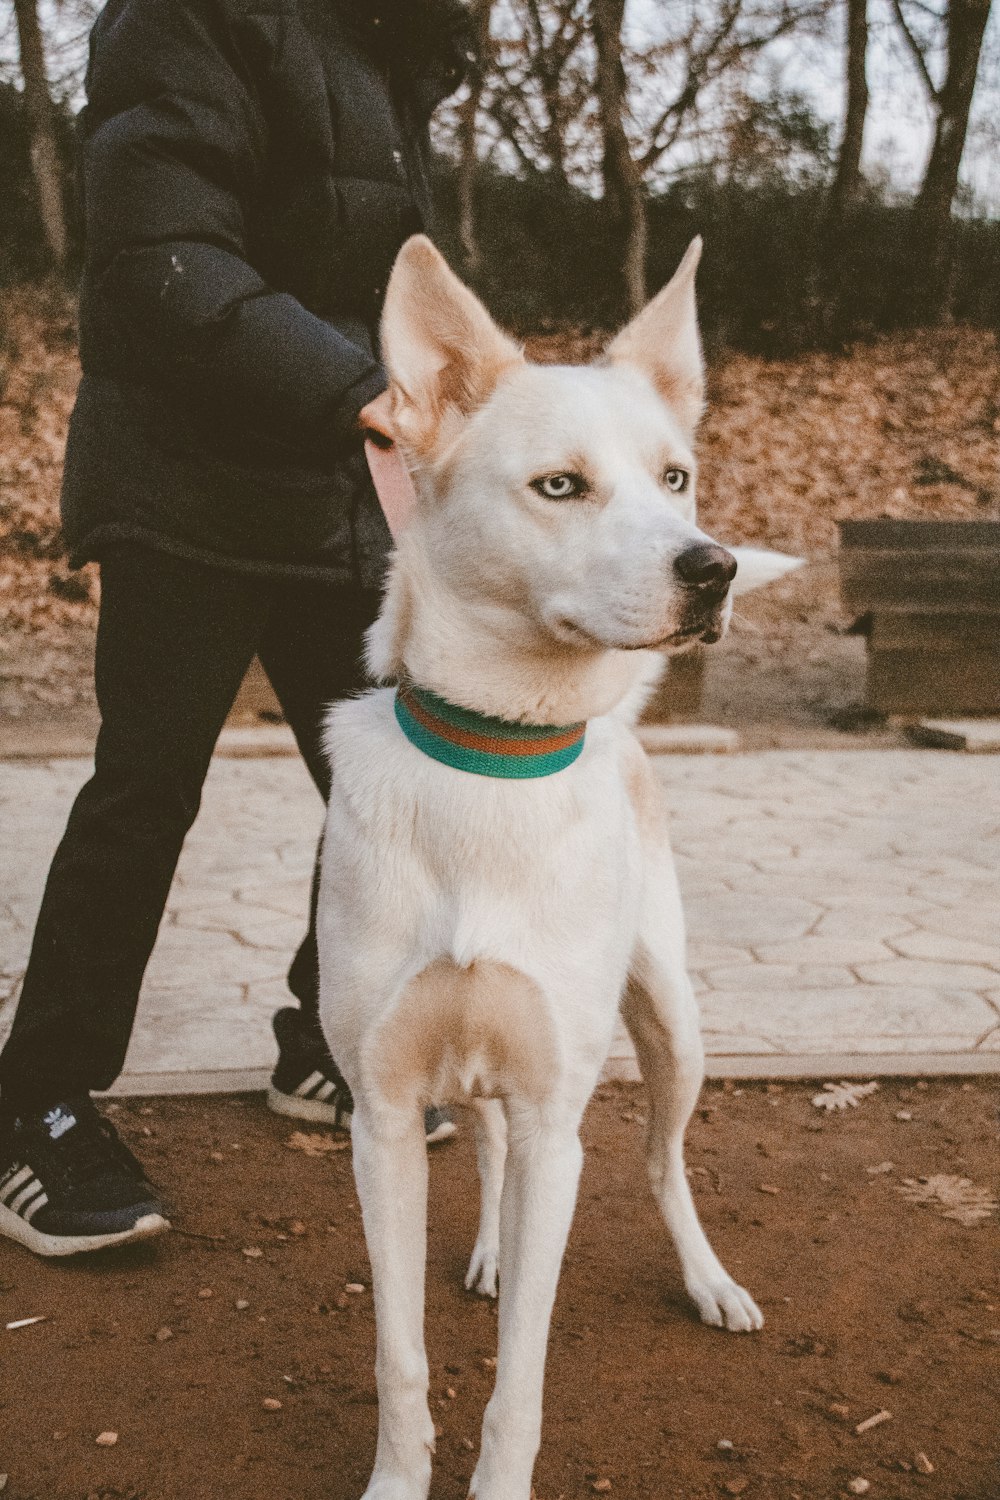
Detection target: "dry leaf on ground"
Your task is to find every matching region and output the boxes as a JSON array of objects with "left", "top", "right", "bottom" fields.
[
  {"left": 812, "top": 1081, "right": 879, "bottom": 1112},
  {"left": 897, "top": 1175, "right": 998, "bottom": 1227},
  {"left": 284, "top": 1130, "right": 349, "bottom": 1157}
]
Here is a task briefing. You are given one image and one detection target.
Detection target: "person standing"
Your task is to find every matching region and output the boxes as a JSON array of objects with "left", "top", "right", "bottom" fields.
[{"left": 0, "top": 0, "right": 470, "bottom": 1256}]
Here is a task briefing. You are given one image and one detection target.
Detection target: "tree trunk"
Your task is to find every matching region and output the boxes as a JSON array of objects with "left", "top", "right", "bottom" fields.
[
  {"left": 457, "top": 0, "right": 493, "bottom": 272},
  {"left": 592, "top": 0, "right": 647, "bottom": 317},
  {"left": 828, "top": 0, "right": 869, "bottom": 229},
  {"left": 12, "top": 0, "right": 67, "bottom": 270},
  {"left": 914, "top": 0, "right": 992, "bottom": 321}
]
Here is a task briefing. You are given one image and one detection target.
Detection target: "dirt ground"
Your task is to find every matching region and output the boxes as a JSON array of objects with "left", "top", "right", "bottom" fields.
[{"left": 0, "top": 1081, "right": 997, "bottom": 1500}]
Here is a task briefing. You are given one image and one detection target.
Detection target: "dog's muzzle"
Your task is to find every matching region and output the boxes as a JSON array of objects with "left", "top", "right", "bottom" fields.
[{"left": 673, "top": 542, "right": 737, "bottom": 644}]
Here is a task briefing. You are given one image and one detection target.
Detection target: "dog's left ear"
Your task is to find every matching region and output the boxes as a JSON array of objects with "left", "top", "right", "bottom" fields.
[
  {"left": 606, "top": 237, "right": 704, "bottom": 435},
  {"left": 381, "top": 235, "right": 523, "bottom": 455}
]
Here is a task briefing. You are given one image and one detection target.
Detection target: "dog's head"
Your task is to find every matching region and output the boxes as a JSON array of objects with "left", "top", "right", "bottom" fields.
[{"left": 371, "top": 236, "right": 736, "bottom": 708}]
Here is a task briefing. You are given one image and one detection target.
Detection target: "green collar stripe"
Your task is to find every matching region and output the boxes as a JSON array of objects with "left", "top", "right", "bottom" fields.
[{"left": 394, "top": 685, "right": 586, "bottom": 779}]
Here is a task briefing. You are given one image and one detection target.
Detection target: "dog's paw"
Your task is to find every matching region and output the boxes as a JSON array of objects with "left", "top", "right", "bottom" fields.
[
  {"left": 361, "top": 1476, "right": 428, "bottom": 1500},
  {"left": 360, "top": 1471, "right": 430, "bottom": 1500},
  {"left": 687, "top": 1274, "right": 764, "bottom": 1332},
  {"left": 464, "top": 1240, "right": 499, "bottom": 1298}
]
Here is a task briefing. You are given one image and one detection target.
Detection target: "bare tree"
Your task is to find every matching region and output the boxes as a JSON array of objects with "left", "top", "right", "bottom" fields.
[
  {"left": 892, "top": 0, "right": 993, "bottom": 318},
  {"left": 472, "top": 0, "right": 593, "bottom": 182},
  {"left": 457, "top": 0, "right": 496, "bottom": 271},
  {"left": 827, "top": 0, "right": 869, "bottom": 228},
  {"left": 11, "top": 0, "right": 67, "bottom": 269},
  {"left": 631, "top": 0, "right": 824, "bottom": 184},
  {"left": 593, "top": 0, "right": 647, "bottom": 314}
]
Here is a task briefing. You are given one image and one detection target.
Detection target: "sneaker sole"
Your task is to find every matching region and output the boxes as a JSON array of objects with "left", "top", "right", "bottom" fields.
[
  {"left": 266, "top": 1088, "right": 457, "bottom": 1145},
  {"left": 266, "top": 1085, "right": 353, "bottom": 1128},
  {"left": 0, "top": 1203, "right": 170, "bottom": 1258}
]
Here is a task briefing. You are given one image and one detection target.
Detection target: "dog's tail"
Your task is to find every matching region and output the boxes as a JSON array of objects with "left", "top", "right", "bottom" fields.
[{"left": 729, "top": 547, "right": 803, "bottom": 596}]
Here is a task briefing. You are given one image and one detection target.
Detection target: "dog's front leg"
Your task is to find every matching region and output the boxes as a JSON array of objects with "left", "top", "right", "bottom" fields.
[
  {"left": 624, "top": 839, "right": 763, "bottom": 1333},
  {"left": 352, "top": 1101, "right": 434, "bottom": 1500},
  {"left": 470, "top": 1104, "right": 583, "bottom": 1500}
]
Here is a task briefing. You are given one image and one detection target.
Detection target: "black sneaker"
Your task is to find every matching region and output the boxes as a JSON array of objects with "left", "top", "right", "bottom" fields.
[
  {"left": 0, "top": 1098, "right": 169, "bottom": 1257},
  {"left": 267, "top": 1007, "right": 355, "bottom": 1127},
  {"left": 267, "top": 1007, "right": 457, "bottom": 1144}
]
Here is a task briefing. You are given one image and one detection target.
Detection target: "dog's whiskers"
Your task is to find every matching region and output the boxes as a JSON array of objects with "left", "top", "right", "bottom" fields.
[{"left": 726, "top": 608, "right": 765, "bottom": 637}]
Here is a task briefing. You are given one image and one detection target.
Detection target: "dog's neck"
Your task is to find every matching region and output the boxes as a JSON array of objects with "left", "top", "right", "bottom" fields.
[{"left": 367, "top": 533, "right": 655, "bottom": 726}]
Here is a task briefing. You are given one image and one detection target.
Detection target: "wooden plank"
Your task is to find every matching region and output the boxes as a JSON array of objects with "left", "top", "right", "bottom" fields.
[
  {"left": 839, "top": 520, "right": 1000, "bottom": 549},
  {"left": 908, "top": 719, "right": 1000, "bottom": 752},
  {"left": 871, "top": 614, "right": 1000, "bottom": 652},
  {"left": 867, "top": 647, "right": 1000, "bottom": 714},
  {"left": 847, "top": 601, "right": 1000, "bottom": 617},
  {"left": 840, "top": 547, "right": 1000, "bottom": 611}
]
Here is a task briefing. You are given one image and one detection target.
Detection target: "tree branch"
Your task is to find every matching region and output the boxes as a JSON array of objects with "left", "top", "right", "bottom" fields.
[{"left": 890, "top": 0, "right": 940, "bottom": 101}]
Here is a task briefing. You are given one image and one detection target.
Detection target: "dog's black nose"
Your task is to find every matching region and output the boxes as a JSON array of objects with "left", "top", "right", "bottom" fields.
[{"left": 674, "top": 543, "right": 737, "bottom": 590}]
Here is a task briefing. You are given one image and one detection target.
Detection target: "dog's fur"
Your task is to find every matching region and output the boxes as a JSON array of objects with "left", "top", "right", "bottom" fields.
[{"left": 317, "top": 236, "right": 763, "bottom": 1500}]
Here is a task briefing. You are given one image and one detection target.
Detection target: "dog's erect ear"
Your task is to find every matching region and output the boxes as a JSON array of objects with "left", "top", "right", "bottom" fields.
[
  {"left": 606, "top": 237, "right": 705, "bottom": 435},
  {"left": 381, "top": 235, "right": 523, "bottom": 454}
]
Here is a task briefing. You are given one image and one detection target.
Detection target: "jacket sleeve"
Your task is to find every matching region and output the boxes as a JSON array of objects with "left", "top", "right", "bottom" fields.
[{"left": 79, "top": 0, "right": 386, "bottom": 453}]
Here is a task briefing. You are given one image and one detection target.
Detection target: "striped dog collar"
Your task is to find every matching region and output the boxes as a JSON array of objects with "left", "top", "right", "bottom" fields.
[{"left": 394, "top": 683, "right": 586, "bottom": 779}]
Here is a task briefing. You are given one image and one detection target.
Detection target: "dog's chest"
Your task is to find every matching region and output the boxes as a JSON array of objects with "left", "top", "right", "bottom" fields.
[{"left": 326, "top": 691, "right": 641, "bottom": 966}]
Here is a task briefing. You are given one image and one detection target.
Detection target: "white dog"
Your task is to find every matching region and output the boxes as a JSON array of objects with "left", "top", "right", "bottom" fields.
[{"left": 317, "top": 235, "right": 764, "bottom": 1500}]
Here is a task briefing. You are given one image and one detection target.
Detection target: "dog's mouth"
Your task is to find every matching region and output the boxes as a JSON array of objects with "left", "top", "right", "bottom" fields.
[
  {"left": 552, "top": 613, "right": 726, "bottom": 652},
  {"left": 626, "top": 620, "right": 723, "bottom": 651}
]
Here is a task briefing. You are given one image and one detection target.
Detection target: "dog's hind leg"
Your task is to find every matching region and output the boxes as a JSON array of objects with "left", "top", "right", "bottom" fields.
[
  {"left": 623, "top": 838, "right": 763, "bottom": 1333},
  {"left": 465, "top": 1098, "right": 507, "bottom": 1298},
  {"left": 470, "top": 1101, "right": 584, "bottom": 1500},
  {"left": 351, "top": 1100, "right": 435, "bottom": 1500}
]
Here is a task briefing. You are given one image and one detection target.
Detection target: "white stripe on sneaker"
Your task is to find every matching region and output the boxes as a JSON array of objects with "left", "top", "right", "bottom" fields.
[
  {"left": 1, "top": 1165, "right": 33, "bottom": 1203},
  {"left": 314, "top": 1080, "right": 336, "bottom": 1102},
  {"left": 22, "top": 1190, "right": 48, "bottom": 1223},
  {"left": 17, "top": 1184, "right": 45, "bottom": 1216},
  {"left": 294, "top": 1070, "right": 325, "bottom": 1099},
  {"left": 10, "top": 1178, "right": 44, "bottom": 1215}
]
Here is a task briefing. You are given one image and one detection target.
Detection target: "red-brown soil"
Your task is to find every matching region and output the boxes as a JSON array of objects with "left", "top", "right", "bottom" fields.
[{"left": 1, "top": 1081, "right": 997, "bottom": 1500}]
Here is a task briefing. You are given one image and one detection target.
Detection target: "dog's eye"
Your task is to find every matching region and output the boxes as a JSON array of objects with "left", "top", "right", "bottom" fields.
[
  {"left": 531, "top": 472, "right": 585, "bottom": 500},
  {"left": 663, "top": 468, "right": 689, "bottom": 493}
]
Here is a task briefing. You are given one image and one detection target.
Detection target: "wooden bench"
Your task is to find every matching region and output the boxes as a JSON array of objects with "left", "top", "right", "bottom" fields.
[{"left": 839, "top": 519, "right": 1000, "bottom": 714}]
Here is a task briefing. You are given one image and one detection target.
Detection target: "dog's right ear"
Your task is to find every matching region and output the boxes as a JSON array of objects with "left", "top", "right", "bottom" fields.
[{"left": 381, "top": 235, "right": 523, "bottom": 456}]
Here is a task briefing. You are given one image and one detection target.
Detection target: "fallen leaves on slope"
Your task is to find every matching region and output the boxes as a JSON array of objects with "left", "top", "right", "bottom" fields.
[
  {"left": 3, "top": 294, "right": 998, "bottom": 709},
  {"left": 0, "top": 285, "right": 97, "bottom": 639}
]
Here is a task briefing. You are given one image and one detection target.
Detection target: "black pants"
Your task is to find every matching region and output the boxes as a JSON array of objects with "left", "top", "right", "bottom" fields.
[{"left": 0, "top": 543, "right": 379, "bottom": 1112}]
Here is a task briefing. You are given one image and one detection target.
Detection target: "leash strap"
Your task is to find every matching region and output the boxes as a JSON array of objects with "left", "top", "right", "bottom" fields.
[{"left": 364, "top": 435, "right": 418, "bottom": 539}]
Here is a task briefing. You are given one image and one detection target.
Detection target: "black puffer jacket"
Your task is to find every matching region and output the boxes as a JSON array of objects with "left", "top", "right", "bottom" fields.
[{"left": 63, "top": 0, "right": 470, "bottom": 584}]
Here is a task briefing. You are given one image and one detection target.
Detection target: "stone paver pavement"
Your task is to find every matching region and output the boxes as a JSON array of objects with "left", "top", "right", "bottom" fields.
[{"left": 1, "top": 750, "right": 998, "bottom": 1092}]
